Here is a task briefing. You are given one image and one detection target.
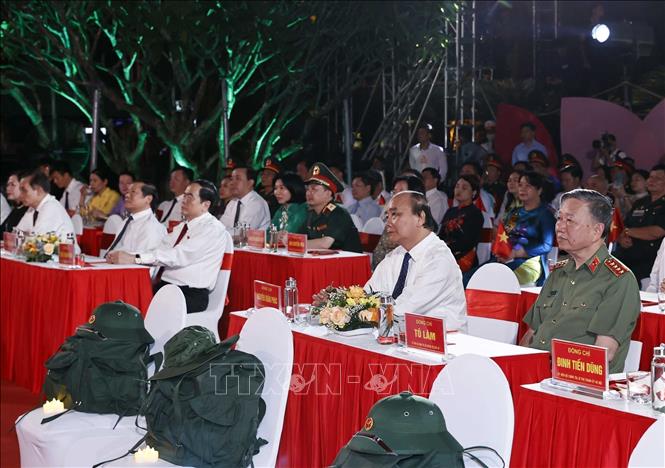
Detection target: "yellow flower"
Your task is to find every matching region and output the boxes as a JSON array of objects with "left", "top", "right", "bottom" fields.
[
  {"left": 330, "top": 307, "right": 350, "bottom": 327},
  {"left": 43, "top": 243, "right": 55, "bottom": 255},
  {"left": 346, "top": 298, "right": 356, "bottom": 306},
  {"left": 347, "top": 285, "right": 365, "bottom": 299}
]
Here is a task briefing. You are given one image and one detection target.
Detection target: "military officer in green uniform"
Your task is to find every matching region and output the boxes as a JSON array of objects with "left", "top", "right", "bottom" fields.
[
  {"left": 300, "top": 162, "right": 362, "bottom": 253},
  {"left": 520, "top": 189, "right": 640, "bottom": 374}
]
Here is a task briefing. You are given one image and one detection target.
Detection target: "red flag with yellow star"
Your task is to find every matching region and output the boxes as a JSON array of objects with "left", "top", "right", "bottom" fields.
[
  {"left": 607, "top": 207, "right": 624, "bottom": 244},
  {"left": 492, "top": 221, "right": 512, "bottom": 258}
]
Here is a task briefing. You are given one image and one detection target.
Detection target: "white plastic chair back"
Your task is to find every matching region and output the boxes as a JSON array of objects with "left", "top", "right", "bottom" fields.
[
  {"left": 362, "top": 217, "right": 385, "bottom": 234},
  {"left": 623, "top": 340, "right": 643, "bottom": 373},
  {"left": 467, "top": 316, "right": 519, "bottom": 344},
  {"left": 628, "top": 417, "right": 665, "bottom": 467},
  {"left": 103, "top": 214, "right": 124, "bottom": 234},
  {"left": 145, "top": 285, "right": 187, "bottom": 363},
  {"left": 546, "top": 246, "right": 559, "bottom": 264},
  {"left": 71, "top": 214, "right": 83, "bottom": 235},
  {"left": 350, "top": 213, "right": 363, "bottom": 231},
  {"left": 476, "top": 211, "right": 493, "bottom": 265},
  {"left": 186, "top": 231, "right": 233, "bottom": 341},
  {"left": 467, "top": 263, "right": 521, "bottom": 294},
  {"left": 236, "top": 308, "right": 294, "bottom": 468},
  {"left": 429, "top": 354, "right": 514, "bottom": 467}
]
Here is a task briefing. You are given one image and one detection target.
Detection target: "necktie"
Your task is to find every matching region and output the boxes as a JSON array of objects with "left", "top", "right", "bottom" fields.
[
  {"left": 65, "top": 192, "right": 70, "bottom": 210},
  {"left": 105, "top": 215, "right": 133, "bottom": 253},
  {"left": 33, "top": 210, "right": 39, "bottom": 227},
  {"left": 233, "top": 200, "right": 242, "bottom": 226},
  {"left": 160, "top": 198, "right": 178, "bottom": 223},
  {"left": 154, "top": 223, "right": 189, "bottom": 284},
  {"left": 391, "top": 252, "right": 412, "bottom": 300}
]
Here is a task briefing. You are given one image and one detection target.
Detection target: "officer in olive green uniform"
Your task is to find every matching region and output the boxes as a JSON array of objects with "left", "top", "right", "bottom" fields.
[
  {"left": 301, "top": 162, "right": 362, "bottom": 253},
  {"left": 523, "top": 244, "right": 640, "bottom": 374}
]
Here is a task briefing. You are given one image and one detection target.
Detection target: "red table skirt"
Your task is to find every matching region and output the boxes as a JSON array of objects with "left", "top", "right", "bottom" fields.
[
  {"left": 520, "top": 291, "right": 665, "bottom": 370},
  {"left": 79, "top": 227, "right": 103, "bottom": 256},
  {"left": 0, "top": 257, "right": 153, "bottom": 393},
  {"left": 228, "top": 313, "right": 551, "bottom": 467},
  {"left": 511, "top": 386, "right": 656, "bottom": 467},
  {"left": 222, "top": 250, "right": 371, "bottom": 337}
]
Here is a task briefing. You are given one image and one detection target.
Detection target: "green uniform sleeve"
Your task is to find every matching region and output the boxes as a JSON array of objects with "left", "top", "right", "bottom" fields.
[
  {"left": 324, "top": 208, "right": 352, "bottom": 243},
  {"left": 587, "top": 271, "right": 641, "bottom": 344}
]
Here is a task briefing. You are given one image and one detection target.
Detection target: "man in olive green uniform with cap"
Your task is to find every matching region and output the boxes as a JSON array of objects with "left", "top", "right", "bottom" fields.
[
  {"left": 520, "top": 189, "right": 640, "bottom": 373},
  {"left": 300, "top": 162, "right": 362, "bottom": 253}
]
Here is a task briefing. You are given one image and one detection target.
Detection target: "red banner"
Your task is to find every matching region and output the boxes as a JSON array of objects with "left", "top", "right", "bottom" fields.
[
  {"left": 246, "top": 229, "right": 266, "bottom": 250},
  {"left": 404, "top": 313, "right": 445, "bottom": 355},
  {"left": 58, "top": 243, "right": 75, "bottom": 266},
  {"left": 2, "top": 232, "right": 17, "bottom": 253},
  {"left": 287, "top": 233, "right": 307, "bottom": 256},
  {"left": 253, "top": 280, "right": 282, "bottom": 310},
  {"left": 551, "top": 339, "right": 608, "bottom": 392}
]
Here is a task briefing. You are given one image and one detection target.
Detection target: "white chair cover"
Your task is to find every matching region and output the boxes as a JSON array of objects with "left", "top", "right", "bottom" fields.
[
  {"left": 623, "top": 340, "right": 643, "bottom": 373},
  {"left": 104, "top": 215, "right": 124, "bottom": 235},
  {"left": 429, "top": 354, "right": 514, "bottom": 467},
  {"left": 349, "top": 213, "right": 363, "bottom": 231},
  {"left": 467, "top": 316, "right": 519, "bottom": 344},
  {"left": 236, "top": 308, "right": 294, "bottom": 468},
  {"left": 467, "top": 263, "right": 521, "bottom": 294},
  {"left": 628, "top": 417, "right": 665, "bottom": 467},
  {"left": 186, "top": 231, "right": 233, "bottom": 341},
  {"left": 71, "top": 214, "right": 83, "bottom": 236},
  {"left": 16, "top": 287, "right": 187, "bottom": 468},
  {"left": 362, "top": 217, "right": 384, "bottom": 234}
]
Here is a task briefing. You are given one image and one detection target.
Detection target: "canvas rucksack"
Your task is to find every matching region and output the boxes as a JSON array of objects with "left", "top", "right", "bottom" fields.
[
  {"left": 140, "top": 326, "right": 267, "bottom": 468},
  {"left": 42, "top": 301, "right": 155, "bottom": 419}
]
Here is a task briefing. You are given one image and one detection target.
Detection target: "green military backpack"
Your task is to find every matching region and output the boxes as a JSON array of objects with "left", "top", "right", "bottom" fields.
[
  {"left": 42, "top": 301, "right": 155, "bottom": 420},
  {"left": 140, "top": 326, "right": 267, "bottom": 468},
  {"left": 331, "top": 391, "right": 503, "bottom": 468}
]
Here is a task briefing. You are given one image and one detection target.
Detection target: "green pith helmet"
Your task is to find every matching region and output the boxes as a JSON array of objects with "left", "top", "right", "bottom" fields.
[
  {"left": 349, "top": 391, "right": 463, "bottom": 456},
  {"left": 82, "top": 301, "right": 153, "bottom": 344}
]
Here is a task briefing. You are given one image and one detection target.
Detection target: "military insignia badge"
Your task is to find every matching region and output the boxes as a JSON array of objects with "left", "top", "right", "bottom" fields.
[
  {"left": 364, "top": 417, "right": 374, "bottom": 431},
  {"left": 88, "top": 315, "right": 96, "bottom": 324},
  {"left": 588, "top": 256, "right": 600, "bottom": 273},
  {"left": 312, "top": 165, "right": 320, "bottom": 175}
]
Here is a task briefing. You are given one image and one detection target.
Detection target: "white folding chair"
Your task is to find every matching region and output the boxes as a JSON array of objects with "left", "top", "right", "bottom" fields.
[
  {"left": 362, "top": 217, "right": 384, "bottom": 234},
  {"left": 429, "top": 354, "right": 514, "bottom": 467},
  {"left": 467, "top": 316, "right": 519, "bottom": 344},
  {"left": 476, "top": 212, "right": 494, "bottom": 265},
  {"left": 350, "top": 213, "right": 363, "bottom": 231},
  {"left": 623, "top": 340, "right": 643, "bottom": 373},
  {"left": 186, "top": 231, "right": 233, "bottom": 341},
  {"left": 236, "top": 308, "right": 294, "bottom": 468},
  {"left": 16, "top": 288, "right": 187, "bottom": 468},
  {"left": 467, "top": 263, "right": 521, "bottom": 294},
  {"left": 628, "top": 417, "right": 665, "bottom": 467},
  {"left": 71, "top": 214, "right": 83, "bottom": 236}
]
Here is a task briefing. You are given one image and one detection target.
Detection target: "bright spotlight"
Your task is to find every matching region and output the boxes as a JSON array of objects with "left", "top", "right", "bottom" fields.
[{"left": 592, "top": 24, "right": 610, "bottom": 43}]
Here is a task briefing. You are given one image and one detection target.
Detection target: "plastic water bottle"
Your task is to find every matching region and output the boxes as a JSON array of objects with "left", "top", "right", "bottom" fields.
[
  {"left": 652, "top": 345, "right": 665, "bottom": 413},
  {"left": 284, "top": 277, "right": 299, "bottom": 323}
]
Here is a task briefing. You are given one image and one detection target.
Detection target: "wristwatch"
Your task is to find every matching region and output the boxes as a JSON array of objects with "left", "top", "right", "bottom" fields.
[{"left": 134, "top": 254, "right": 142, "bottom": 264}]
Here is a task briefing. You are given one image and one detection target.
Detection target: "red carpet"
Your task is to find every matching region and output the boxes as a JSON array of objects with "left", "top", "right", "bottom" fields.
[{"left": 1, "top": 380, "right": 41, "bottom": 468}]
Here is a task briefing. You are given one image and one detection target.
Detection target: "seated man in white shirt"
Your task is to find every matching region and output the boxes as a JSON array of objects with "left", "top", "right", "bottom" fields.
[
  {"left": 104, "top": 182, "right": 166, "bottom": 255},
  {"left": 348, "top": 172, "right": 383, "bottom": 225},
  {"left": 157, "top": 166, "right": 193, "bottom": 225},
  {"left": 107, "top": 180, "right": 230, "bottom": 314},
  {"left": 16, "top": 170, "right": 78, "bottom": 247},
  {"left": 421, "top": 167, "right": 448, "bottom": 225},
  {"left": 50, "top": 161, "right": 84, "bottom": 214},
  {"left": 365, "top": 191, "right": 468, "bottom": 332},
  {"left": 221, "top": 166, "right": 271, "bottom": 230}
]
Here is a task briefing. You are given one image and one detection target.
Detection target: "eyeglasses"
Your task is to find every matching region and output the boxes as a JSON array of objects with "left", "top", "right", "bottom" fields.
[{"left": 555, "top": 212, "right": 593, "bottom": 229}]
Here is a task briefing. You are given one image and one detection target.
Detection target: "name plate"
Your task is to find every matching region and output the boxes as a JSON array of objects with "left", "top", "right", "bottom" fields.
[
  {"left": 404, "top": 313, "right": 446, "bottom": 355},
  {"left": 551, "top": 339, "right": 608, "bottom": 393},
  {"left": 287, "top": 233, "right": 307, "bottom": 256},
  {"left": 246, "top": 229, "right": 266, "bottom": 250},
  {"left": 253, "top": 280, "right": 282, "bottom": 310},
  {"left": 58, "top": 243, "right": 75, "bottom": 265},
  {"left": 3, "top": 232, "right": 17, "bottom": 253}
]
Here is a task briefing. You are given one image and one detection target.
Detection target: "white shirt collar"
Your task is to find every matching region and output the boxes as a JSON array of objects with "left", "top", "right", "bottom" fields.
[
  {"left": 239, "top": 190, "right": 257, "bottom": 204},
  {"left": 185, "top": 211, "right": 212, "bottom": 228},
  {"left": 65, "top": 179, "right": 79, "bottom": 192},
  {"left": 356, "top": 196, "right": 373, "bottom": 205},
  {"left": 128, "top": 208, "right": 153, "bottom": 221},
  {"left": 426, "top": 188, "right": 439, "bottom": 197},
  {"left": 395, "top": 231, "right": 438, "bottom": 264},
  {"left": 175, "top": 193, "right": 185, "bottom": 202},
  {"left": 35, "top": 194, "right": 53, "bottom": 211}
]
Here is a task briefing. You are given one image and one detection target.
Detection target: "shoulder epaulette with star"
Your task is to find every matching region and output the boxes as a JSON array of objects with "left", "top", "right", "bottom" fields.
[
  {"left": 324, "top": 202, "right": 337, "bottom": 214},
  {"left": 551, "top": 259, "right": 569, "bottom": 270},
  {"left": 604, "top": 257, "right": 628, "bottom": 277}
]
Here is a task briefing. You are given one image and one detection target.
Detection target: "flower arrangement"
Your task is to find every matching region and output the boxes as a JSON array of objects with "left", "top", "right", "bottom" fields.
[
  {"left": 310, "top": 285, "right": 381, "bottom": 331},
  {"left": 21, "top": 232, "right": 60, "bottom": 262}
]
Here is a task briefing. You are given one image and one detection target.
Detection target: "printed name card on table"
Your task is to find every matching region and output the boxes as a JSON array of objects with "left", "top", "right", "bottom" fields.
[
  {"left": 246, "top": 229, "right": 266, "bottom": 250},
  {"left": 2, "top": 231, "right": 17, "bottom": 253},
  {"left": 549, "top": 338, "right": 609, "bottom": 397},
  {"left": 253, "top": 280, "right": 282, "bottom": 310},
  {"left": 287, "top": 233, "right": 307, "bottom": 256},
  {"left": 58, "top": 243, "right": 75, "bottom": 266},
  {"left": 404, "top": 313, "right": 446, "bottom": 355}
]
